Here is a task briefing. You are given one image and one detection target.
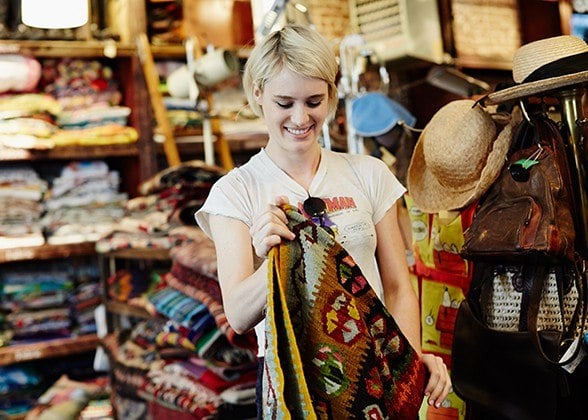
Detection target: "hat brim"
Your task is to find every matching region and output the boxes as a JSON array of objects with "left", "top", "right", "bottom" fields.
[
  {"left": 407, "top": 115, "right": 518, "bottom": 213},
  {"left": 487, "top": 71, "right": 588, "bottom": 104},
  {"left": 355, "top": 120, "right": 399, "bottom": 137}
]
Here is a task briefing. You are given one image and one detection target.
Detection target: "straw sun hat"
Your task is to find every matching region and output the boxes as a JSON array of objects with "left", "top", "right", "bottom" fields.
[
  {"left": 487, "top": 35, "right": 588, "bottom": 104},
  {"left": 407, "top": 99, "right": 519, "bottom": 213}
]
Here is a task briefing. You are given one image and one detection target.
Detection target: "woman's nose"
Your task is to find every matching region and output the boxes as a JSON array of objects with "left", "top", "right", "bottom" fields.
[{"left": 291, "top": 104, "right": 309, "bottom": 125}]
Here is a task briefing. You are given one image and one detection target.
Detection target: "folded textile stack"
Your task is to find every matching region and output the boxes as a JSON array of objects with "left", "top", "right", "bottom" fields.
[
  {"left": 102, "top": 317, "right": 257, "bottom": 419},
  {"left": 24, "top": 374, "right": 110, "bottom": 420},
  {"left": 0, "top": 165, "right": 47, "bottom": 248},
  {"left": 41, "top": 160, "right": 127, "bottom": 245},
  {"left": 0, "top": 260, "right": 101, "bottom": 343},
  {"left": 96, "top": 160, "right": 224, "bottom": 253},
  {"left": 102, "top": 215, "right": 258, "bottom": 417},
  {"left": 41, "top": 58, "right": 121, "bottom": 112},
  {"left": 0, "top": 365, "right": 43, "bottom": 417},
  {"left": 0, "top": 115, "right": 58, "bottom": 150},
  {"left": 2, "top": 268, "right": 73, "bottom": 342},
  {"left": 163, "top": 97, "right": 203, "bottom": 131},
  {"left": 0, "top": 55, "right": 60, "bottom": 151},
  {"left": 71, "top": 264, "right": 102, "bottom": 336},
  {"left": 38, "top": 58, "right": 138, "bottom": 147}
]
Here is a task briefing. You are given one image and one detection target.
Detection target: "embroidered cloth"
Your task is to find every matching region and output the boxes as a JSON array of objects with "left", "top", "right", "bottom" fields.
[{"left": 263, "top": 205, "right": 425, "bottom": 419}]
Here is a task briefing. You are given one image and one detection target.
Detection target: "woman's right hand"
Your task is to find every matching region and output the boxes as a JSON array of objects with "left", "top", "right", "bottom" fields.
[{"left": 249, "top": 196, "right": 296, "bottom": 258}]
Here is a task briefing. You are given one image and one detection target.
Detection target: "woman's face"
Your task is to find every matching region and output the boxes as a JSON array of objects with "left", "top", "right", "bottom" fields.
[{"left": 254, "top": 67, "right": 330, "bottom": 154}]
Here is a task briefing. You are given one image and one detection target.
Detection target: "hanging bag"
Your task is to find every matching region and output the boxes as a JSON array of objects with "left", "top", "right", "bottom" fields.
[
  {"left": 451, "top": 261, "right": 587, "bottom": 420},
  {"left": 461, "top": 115, "right": 576, "bottom": 262}
]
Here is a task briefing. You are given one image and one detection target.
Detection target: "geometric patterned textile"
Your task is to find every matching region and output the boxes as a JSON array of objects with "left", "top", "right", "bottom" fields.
[{"left": 263, "top": 205, "right": 425, "bottom": 419}]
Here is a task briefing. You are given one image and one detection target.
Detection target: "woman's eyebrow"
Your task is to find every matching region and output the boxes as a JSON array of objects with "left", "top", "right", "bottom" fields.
[{"left": 273, "top": 94, "right": 326, "bottom": 100}]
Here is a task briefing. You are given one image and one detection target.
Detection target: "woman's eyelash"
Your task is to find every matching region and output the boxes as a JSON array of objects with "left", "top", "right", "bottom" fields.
[{"left": 276, "top": 101, "right": 322, "bottom": 109}]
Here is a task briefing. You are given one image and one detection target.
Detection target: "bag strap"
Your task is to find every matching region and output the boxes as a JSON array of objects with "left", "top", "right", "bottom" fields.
[
  {"left": 508, "top": 117, "right": 534, "bottom": 155},
  {"left": 466, "top": 261, "right": 493, "bottom": 320},
  {"left": 526, "top": 258, "right": 588, "bottom": 366}
]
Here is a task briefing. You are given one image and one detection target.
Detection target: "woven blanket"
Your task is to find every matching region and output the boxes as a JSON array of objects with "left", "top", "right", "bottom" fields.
[{"left": 263, "top": 205, "right": 425, "bottom": 419}]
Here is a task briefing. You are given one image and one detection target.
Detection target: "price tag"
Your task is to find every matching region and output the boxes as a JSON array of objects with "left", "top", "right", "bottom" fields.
[
  {"left": 14, "top": 349, "right": 42, "bottom": 362},
  {"left": 3, "top": 248, "right": 35, "bottom": 261},
  {"left": 561, "top": 337, "right": 586, "bottom": 374}
]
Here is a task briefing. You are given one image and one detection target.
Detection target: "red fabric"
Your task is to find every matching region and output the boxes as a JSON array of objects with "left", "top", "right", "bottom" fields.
[{"left": 148, "top": 400, "right": 197, "bottom": 420}]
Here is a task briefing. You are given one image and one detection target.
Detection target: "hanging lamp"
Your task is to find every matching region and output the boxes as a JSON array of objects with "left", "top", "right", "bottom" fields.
[{"left": 21, "top": 0, "right": 89, "bottom": 29}]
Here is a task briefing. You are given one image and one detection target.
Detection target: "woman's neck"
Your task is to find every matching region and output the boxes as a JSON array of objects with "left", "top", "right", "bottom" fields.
[{"left": 265, "top": 143, "right": 322, "bottom": 191}]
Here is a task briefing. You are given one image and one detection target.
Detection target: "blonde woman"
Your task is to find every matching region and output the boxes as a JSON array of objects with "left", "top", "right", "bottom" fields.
[{"left": 196, "top": 25, "right": 451, "bottom": 417}]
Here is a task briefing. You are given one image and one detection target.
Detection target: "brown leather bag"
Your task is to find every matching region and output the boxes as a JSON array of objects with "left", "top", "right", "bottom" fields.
[{"left": 461, "top": 115, "right": 576, "bottom": 262}]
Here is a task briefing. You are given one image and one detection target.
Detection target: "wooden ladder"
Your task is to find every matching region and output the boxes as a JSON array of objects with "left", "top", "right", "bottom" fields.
[{"left": 136, "top": 33, "right": 234, "bottom": 170}]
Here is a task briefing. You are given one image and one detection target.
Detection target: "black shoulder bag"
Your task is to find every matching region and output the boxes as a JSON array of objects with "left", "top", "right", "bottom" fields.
[{"left": 451, "top": 260, "right": 587, "bottom": 420}]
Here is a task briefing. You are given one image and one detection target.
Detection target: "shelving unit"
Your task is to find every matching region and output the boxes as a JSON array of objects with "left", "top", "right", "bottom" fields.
[
  {"left": 98, "top": 247, "right": 171, "bottom": 333},
  {"left": 0, "top": 2, "right": 256, "bottom": 418},
  {"left": 0, "top": 37, "right": 171, "bottom": 415}
]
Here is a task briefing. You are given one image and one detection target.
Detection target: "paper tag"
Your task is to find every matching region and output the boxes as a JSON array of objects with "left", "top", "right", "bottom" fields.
[{"left": 560, "top": 337, "right": 586, "bottom": 373}]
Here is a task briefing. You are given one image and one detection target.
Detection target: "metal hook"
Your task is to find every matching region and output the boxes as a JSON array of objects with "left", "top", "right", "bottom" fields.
[
  {"left": 519, "top": 99, "right": 534, "bottom": 126},
  {"left": 399, "top": 121, "right": 423, "bottom": 134}
]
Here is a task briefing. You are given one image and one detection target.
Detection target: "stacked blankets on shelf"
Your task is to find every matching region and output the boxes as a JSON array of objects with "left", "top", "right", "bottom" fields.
[
  {"left": 0, "top": 260, "right": 101, "bottom": 343},
  {"left": 0, "top": 160, "right": 126, "bottom": 247},
  {"left": 0, "top": 165, "right": 47, "bottom": 249},
  {"left": 41, "top": 160, "right": 127, "bottom": 245},
  {"left": 96, "top": 160, "right": 225, "bottom": 253},
  {"left": 40, "top": 58, "right": 137, "bottom": 147},
  {"left": 0, "top": 56, "right": 138, "bottom": 152}
]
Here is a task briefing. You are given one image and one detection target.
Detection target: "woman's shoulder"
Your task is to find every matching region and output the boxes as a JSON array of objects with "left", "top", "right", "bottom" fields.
[
  {"left": 215, "top": 149, "right": 266, "bottom": 184},
  {"left": 326, "top": 149, "right": 389, "bottom": 170}
]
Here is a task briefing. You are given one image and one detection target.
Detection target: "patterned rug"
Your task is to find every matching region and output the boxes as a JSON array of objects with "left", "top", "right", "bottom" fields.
[{"left": 262, "top": 205, "right": 425, "bottom": 419}]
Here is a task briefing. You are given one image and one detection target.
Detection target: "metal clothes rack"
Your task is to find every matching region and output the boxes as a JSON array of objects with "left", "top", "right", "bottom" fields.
[{"left": 558, "top": 86, "right": 588, "bottom": 257}]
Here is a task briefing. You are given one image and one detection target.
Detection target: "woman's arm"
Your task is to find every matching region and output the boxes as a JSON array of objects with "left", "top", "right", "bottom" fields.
[
  {"left": 207, "top": 196, "right": 294, "bottom": 334},
  {"left": 375, "top": 203, "right": 421, "bottom": 351},
  {"left": 375, "top": 203, "right": 451, "bottom": 408},
  {"left": 209, "top": 215, "right": 267, "bottom": 334}
]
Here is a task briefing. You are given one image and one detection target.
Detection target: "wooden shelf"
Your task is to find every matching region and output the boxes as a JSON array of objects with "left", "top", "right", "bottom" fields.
[
  {"left": 0, "top": 39, "right": 251, "bottom": 59},
  {"left": 105, "top": 300, "right": 153, "bottom": 319},
  {"left": 0, "top": 144, "right": 139, "bottom": 162},
  {"left": 0, "top": 39, "right": 185, "bottom": 58},
  {"left": 156, "top": 131, "right": 268, "bottom": 157},
  {"left": 100, "top": 247, "right": 170, "bottom": 261},
  {"left": 0, "top": 40, "right": 135, "bottom": 58},
  {"left": 454, "top": 56, "right": 513, "bottom": 71},
  {"left": 0, "top": 242, "right": 96, "bottom": 263},
  {"left": 0, "top": 334, "right": 99, "bottom": 366}
]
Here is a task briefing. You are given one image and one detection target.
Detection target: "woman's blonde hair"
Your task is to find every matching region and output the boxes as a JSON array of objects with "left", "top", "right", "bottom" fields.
[{"left": 242, "top": 25, "right": 339, "bottom": 120}]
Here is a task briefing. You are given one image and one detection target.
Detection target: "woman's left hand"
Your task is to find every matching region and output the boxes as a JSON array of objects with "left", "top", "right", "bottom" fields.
[{"left": 422, "top": 353, "right": 452, "bottom": 408}]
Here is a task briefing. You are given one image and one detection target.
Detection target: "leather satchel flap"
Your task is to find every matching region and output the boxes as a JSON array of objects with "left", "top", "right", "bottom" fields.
[{"left": 461, "top": 115, "right": 576, "bottom": 262}]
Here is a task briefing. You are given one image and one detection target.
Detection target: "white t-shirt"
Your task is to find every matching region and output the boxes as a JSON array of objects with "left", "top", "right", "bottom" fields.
[{"left": 195, "top": 148, "right": 406, "bottom": 356}]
